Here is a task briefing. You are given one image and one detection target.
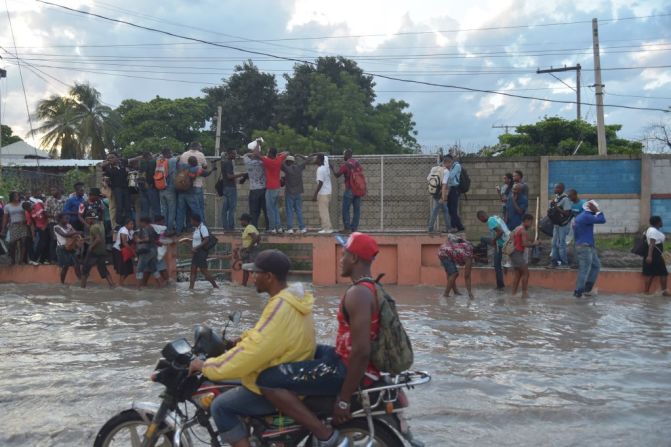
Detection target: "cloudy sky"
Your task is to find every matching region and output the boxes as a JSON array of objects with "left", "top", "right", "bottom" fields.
[{"left": 1, "top": 0, "right": 669, "bottom": 152}]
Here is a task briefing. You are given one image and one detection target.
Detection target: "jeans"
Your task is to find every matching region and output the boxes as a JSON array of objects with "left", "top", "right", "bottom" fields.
[
  {"left": 447, "top": 188, "right": 464, "bottom": 231},
  {"left": 575, "top": 244, "right": 601, "bottom": 294},
  {"left": 221, "top": 187, "right": 237, "bottom": 231},
  {"left": 140, "top": 186, "right": 161, "bottom": 219},
  {"left": 285, "top": 193, "right": 305, "bottom": 230},
  {"left": 249, "top": 188, "right": 268, "bottom": 230},
  {"left": 112, "top": 186, "right": 131, "bottom": 226},
  {"left": 342, "top": 189, "right": 361, "bottom": 231},
  {"left": 551, "top": 224, "right": 570, "bottom": 265},
  {"left": 211, "top": 386, "right": 276, "bottom": 444},
  {"left": 265, "top": 188, "right": 281, "bottom": 231},
  {"left": 194, "top": 186, "right": 205, "bottom": 224},
  {"left": 257, "top": 345, "right": 346, "bottom": 396},
  {"left": 176, "top": 189, "right": 199, "bottom": 232},
  {"left": 482, "top": 237, "right": 504, "bottom": 288},
  {"left": 159, "top": 188, "right": 177, "bottom": 231},
  {"left": 428, "top": 196, "right": 450, "bottom": 232},
  {"left": 31, "top": 228, "right": 50, "bottom": 263}
]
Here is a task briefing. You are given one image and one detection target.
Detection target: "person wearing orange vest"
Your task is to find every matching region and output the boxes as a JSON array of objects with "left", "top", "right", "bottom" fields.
[{"left": 155, "top": 148, "right": 178, "bottom": 231}]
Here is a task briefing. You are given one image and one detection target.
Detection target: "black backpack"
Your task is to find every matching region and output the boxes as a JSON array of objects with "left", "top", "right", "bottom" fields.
[
  {"left": 458, "top": 166, "right": 471, "bottom": 194},
  {"left": 547, "top": 195, "right": 572, "bottom": 226}
]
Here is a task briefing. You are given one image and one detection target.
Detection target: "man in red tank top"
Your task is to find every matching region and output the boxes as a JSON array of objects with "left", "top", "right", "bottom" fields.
[{"left": 255, "top": 232, "right": 380, "bottom": 447}]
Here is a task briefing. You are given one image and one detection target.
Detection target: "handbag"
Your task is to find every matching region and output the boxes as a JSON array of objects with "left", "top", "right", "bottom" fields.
[
  {"left": 121, "top": 245, "right": 136, "bottom": 262},
  {"left": 538, "top": 216, "right": 554, "bottom": 237},
  {"left": 199, "top": 227, "right": 218, "bottom": 251},
  {"left": 215, "top": 174, "right": 225, "bottom": 197},
  {"left": 631, "top": 233, "right": 648, "bottom": 257}
]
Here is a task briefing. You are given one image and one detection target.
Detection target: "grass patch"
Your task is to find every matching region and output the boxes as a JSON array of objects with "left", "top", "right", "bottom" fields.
[{"left": 595, "top": 234, "right": 636, "bottom": 252}]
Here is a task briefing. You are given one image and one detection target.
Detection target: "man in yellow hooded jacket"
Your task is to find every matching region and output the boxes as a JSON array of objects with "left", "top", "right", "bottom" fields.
[{"left": 188, "top": 249, "right": 316, "bottom": 447}]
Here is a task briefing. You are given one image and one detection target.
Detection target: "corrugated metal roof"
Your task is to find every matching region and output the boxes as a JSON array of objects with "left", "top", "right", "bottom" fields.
[
  {"left": 0, "top": 141, "right": 51, "bottom": 159},
  {"left": 0, "top": 159, "right": 102, "bottom": 167}
]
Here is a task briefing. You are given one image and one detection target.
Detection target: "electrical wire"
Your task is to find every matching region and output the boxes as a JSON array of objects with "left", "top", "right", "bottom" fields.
[
  {"left": 5, "top": 0, "right": 40, "bottom": 166},
  {"left": 547, "top": 73, "right": 577, "bottom": 93},
  {"left": 34, "top": 0, "right": 671, "bottom": 114}
]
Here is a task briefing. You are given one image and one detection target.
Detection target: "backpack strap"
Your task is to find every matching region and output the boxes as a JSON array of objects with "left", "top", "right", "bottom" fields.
[{"left": 341, "top": 275, "right": 382, "bottom": 323}]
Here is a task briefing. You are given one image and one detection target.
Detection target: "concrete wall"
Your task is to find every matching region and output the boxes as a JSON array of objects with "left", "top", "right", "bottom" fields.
[{"left": 199, "top": 154, "right": 671, "bottom": 236}]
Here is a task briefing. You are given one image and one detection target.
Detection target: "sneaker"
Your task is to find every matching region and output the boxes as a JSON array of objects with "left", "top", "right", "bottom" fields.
[
  {"left": 29, "top": 260, "right": 40, "bottom": 266},
  {"left": 269, "top": 229, "right": 277, "bottom": 234},
  {"left": 546, "top": 262, "right": 558, "bottom": 269},
  {"left": 300, "top": 228, "right": 308, "bottom": 234},
  {"left": 312, "top": 429, "right": 351, "bottom": 447},
  {"left": 286, "top": 229, "right": 294, "bottom": 234},
  {"left": 573, "top": 290, "right": 583, "bottom": 298},
  {"left": 584, "top": 288, "right": 598, "bottom": 297},
  {"left": 318, "top": 229, "right": 334, "bottom": 234}
]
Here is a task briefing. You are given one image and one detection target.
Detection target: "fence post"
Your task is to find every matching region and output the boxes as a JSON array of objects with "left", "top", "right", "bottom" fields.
[{"left": 380, "top": 156, "right": 384, "bottom": 231}]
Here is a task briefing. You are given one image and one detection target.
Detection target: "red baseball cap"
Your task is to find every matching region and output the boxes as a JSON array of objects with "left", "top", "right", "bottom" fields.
[{"left": 336, "top": 232, "right": 379, "bottom": 262}]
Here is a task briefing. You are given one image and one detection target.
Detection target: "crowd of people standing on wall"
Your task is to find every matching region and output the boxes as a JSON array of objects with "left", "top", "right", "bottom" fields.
[{"left": 0, "top": 145, "right": 667, "bottom": 296}]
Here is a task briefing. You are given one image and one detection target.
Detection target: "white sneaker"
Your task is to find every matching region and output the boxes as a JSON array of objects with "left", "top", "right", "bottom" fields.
[
  {"left": 286, "top": 229, "right": 294, "bottom": 234},
  {"left": 269, "top": 229, "right": 277, "bottom": 234},
  {"left": 318, "top": 229, "right": 334, "bottom": 234},
  {"left": 29, "top": 260, "right": 40, "bottom": 266},
  {"left": 300, "top": 228, "right": 308, "bottom": 234}
]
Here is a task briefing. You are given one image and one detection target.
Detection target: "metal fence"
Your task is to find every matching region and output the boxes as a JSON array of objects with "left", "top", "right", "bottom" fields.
[
  {"left": 202, "top": 154, "right": 442, "bottom": 232},
  {"left": 0, "top": 167, "right": 98, "bottom": 196}
]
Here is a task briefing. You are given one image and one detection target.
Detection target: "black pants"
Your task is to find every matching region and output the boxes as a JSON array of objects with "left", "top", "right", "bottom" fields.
[
  {"left": 113, "top": 186, "right": 131, "bottom": 226},
  {"left": 83, "top": 253, "right": 109, "bottom": 278},
  {"left": 248, "top": 188, "right": 269, "bottom": 230},
  {"left": 48, "top": 223, "right": 58, "bottom": 262},
  {"left": 447, "top": 188, "right": 464, "bottom": 231},
  {"left": 31, "top": 227, "right": 50, "bottom": 263}
]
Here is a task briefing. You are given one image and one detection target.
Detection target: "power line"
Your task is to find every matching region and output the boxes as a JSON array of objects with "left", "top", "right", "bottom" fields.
[
  {"left": 5, "top": 0, "right": 40, "bottom": 161},
  {"left": 34, "top": 0, "right": 671, "bottom": 114}
]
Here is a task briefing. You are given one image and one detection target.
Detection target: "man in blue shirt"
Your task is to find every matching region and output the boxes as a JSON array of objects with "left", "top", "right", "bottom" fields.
[
  {"left": 505, "top": 183, "right": 528, "bottom": 231},
  {"left": 441, "top": 155, "right": 465, "bottom": 232},
  {"left": 477, "top": 210, "right": 510, "bottom": 290},
  {"left": 573, "top": 200, "right": 606, "bottom": 298},
  {"left": 63, "top": 182, "right": 86, "bottom": 231},
  {"left": 156, "top": 148, "right": 178, "bottom": 231}
]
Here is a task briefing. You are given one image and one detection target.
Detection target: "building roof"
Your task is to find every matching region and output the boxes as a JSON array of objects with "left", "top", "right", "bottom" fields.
[
  {"left": 0, "top": 159, "right": 101, "bottom": 167},
  {"left": 0, "top": 140, "right": 51, "bottom": 159}
]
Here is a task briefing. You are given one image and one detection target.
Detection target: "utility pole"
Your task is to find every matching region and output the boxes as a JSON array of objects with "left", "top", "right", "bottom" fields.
[
  {"left": 536, "top": 64, "right": 582, "bottom": 121},
  {"left": 0, "top": 67, "right": 6, "bottom": 167},
  {"left": 492, "top": 124, "right": 517, "bottom": 134},
  {"left": 592, "top": 18, "right": 607, "bottom": 155},
  {"left": 214, "top": 105, "right": 222, "bottom": 157}
]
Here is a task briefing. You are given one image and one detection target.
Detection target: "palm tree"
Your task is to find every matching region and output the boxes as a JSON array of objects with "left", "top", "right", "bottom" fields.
[{"left": 32, "top": 82, "right": 118, "bottom": 159}]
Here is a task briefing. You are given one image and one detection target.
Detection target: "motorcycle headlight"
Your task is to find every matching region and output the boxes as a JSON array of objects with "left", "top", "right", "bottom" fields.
[{"left": 192, "top": 391, "right": 215, "bottom": 410}]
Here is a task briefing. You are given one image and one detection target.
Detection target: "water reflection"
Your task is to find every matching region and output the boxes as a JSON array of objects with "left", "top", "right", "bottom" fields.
[{"left": 0, "top": 283, "right": 670, "bottom": 446}]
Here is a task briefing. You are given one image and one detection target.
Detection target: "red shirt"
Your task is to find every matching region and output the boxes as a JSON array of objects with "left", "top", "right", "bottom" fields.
[
  {"left": 261, "top": 153, "right": 287, "bottom": 190},
  {"left": 513, "top": 226, "right": 526, "bottom": 252},
  {"left": 338, "top": 159, "right": 359, "bottom": 190},
  {"left": 335, "top": 281, "right": 380, "bottom": 383},
  {"left": 27, "top": 202, "right": 48, "bottom": 230}
]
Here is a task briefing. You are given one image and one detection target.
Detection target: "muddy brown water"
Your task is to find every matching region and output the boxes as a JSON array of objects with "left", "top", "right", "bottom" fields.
[{"left": 1, "top": 282, "right": 670, "bottom": 446}]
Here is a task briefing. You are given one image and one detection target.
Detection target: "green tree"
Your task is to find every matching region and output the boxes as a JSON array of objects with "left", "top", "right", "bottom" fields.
[
  {"left": 31, "top": 82, "right": 118, "bottom": 159},
  {"left": 1, "top": 124, "right": 22, "bottom": 147},
  {"left": 259, "top": 70, "right": 419, "bottom": 154},
  {"left": 115, "top": 96, "right": 211, "bottom": 156},
  {"left": 481, "top": 117, "right": 642, "bottom": 156},
  {"left": 202, "top": 61, "right": 278, "bottom": 149}
]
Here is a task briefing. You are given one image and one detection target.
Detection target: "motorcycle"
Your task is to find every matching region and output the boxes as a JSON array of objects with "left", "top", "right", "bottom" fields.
[{"left": 94, "top": 312, "right": 431, "bottom": 447}]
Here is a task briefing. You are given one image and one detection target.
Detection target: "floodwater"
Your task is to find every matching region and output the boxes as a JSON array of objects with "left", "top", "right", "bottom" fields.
[{"left": 1, "top": 282, "right": 670, "bottom": 446}]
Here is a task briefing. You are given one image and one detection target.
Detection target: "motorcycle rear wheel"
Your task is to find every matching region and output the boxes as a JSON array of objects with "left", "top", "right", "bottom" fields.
[
  {"left": 93, "top": 409, "right": 181, "bottom": 447},
  {"left": 336, "top": 419, "right": 403, "bottom": 447}
]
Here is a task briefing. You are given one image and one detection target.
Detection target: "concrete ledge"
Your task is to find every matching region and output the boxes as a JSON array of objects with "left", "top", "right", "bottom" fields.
[{"left": 0, "top": 233, "right": 659, "bottom": 295}]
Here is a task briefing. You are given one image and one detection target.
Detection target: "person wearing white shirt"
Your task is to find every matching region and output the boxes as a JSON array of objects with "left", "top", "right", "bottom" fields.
[
  {"left": 187, "top": 214, "right": 218, "bottom": 290},
  {"left": 313, "top": 154, "right": 333, "bottom": 233},
  {"left": 643, "top": 215, "right": 669, "bottom": 296},
  {"left": 179, "top": 141, "right": 208, "bottom": 224}
]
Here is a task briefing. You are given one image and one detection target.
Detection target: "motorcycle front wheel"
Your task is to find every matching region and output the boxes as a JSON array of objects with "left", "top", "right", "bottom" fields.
[
  {"left": 93, "top": 409, "right": 184, "bottom": 447},
  {"left": 336, "top": 419, "right": 403, "bottom": 447}
]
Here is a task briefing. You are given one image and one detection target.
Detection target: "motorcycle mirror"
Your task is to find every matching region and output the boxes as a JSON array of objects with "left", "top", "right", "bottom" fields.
[{"left": 229, "top": 311, "right": 242, "bottom": 325}]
